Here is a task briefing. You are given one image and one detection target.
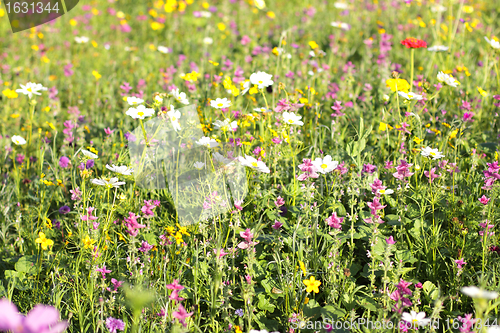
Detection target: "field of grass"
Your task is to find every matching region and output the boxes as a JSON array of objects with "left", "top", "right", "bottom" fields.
[{"left": 1, "top": 0, "right": 500, "bottom": 332}]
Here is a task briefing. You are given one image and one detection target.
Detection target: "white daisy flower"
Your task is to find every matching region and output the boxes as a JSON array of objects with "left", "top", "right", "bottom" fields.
[
  {"left": 16, "top": 82, "right": 47, "bottom": 99},
  {"left": 238, "top": 155, "right": 270, "bottom": 173},
  {"left": 431, "top": 4, "right": 447, "bottom": 12},
  {"left": 282, "top": 111, "right": 304, "bottom": 126},
  {"left": 126, "top": 105, "right": 155, "bottom": 120},
  {"left": 195, "top": 136, "right": 219, "bottom": 148},
  {"left": 74, "top": 36, "right": 89, "bottom": 44},
  {"left": 81, "top": 149, "right": 98, "bottom": 159},
  {"left": 241, "top": 80, "right": 251, "bottom": 95},
  {"left": 250, "top": 71, "right": 274, "bottom": 89},
  {"left": 203, "top": 37, "right": 213, "bottom": 45},
  {"left": 488, "top": 326, "right": 500, "bottom": 333},
  {"left": 253, "top": 107, "right": 269, "bottom": 113},
  {"left": 420, "top": 146, "right": 445, "bottom": 160},
  {"left": 428, "top": 45, "right": 449, "bottom": 52},
  {"left": 210, "top": 98, "right": 231, "bottom": 109},
  {"left": 213, "top": 119, "right": 237, "bottom": 132},
  {"left": 106, "top": 164, "right": 134, "bottom": 176},
  {"left": 461, "top": 286, "right": 499, "bottom": 299},
  {"left": 193, "top": 161, "right": 205, "bottom": 170},
  {"left": 484, "top": 36, "right": 500, "bottom": 50},
  {"left": 157, "top": 46, "right": 170, "bottom": 54},
  {"left": 91, "top": 177, "right": 126, "bottom": 188},
  {"left": 312, "top": 155, "right": 339, "bottom": 174},
  {"left": 11, "top": 135, "right": 26, "bottom": 145},
  {"left": 200, "top": 11, "right": 212, "bottom": 18},
  {"left": 398, "top": 91, "right": 423, "bottom": 101},
  {"left": 401, "top": 311, "right": 431, "bottom": 327},
  {"left": 333, "top": 2, "right": 349, "bottom": 9},
  {"left": 167, "top": 105, "right": 181, "bottom": 131},
  {"left": 382, "top": 94, "right": 390, "bottom": 102},
  {"left": 126, "top": 96, "right": 144, "bottom": 106},
  {"left": 378, "top": 189, "right": 394, "bottom": 195},
  {"left": 437, "top": 71, "right": 460, "bottom": 87},
  {"left": 170, "top": 89, "right": 189, "bottom": 105},
  {"left": 331, "top": 21, "right": 350, "bottom": 30},
  {"left": 212, "top": 152, "right": 233, "bottom": 165}
]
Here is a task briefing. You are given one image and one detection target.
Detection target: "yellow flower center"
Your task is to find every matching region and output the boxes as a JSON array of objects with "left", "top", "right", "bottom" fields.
[
  {"left": 251, "top": 162, "right": 258, "bottom": 167},
  {"left": 321, "top": 164, "right": 327, "bottom": 169},
  {"left": 430, "top": 152, "right": 436, "bottom": 156},
  {"left": 217, "top": 103, "right": 223, "bottom": 107},
  {"left": 27, "top": 88, "right": 32, "bottom": 92},
  {"left": 172, "top": 117, "right": 176, "bottom": 121},
  {"left": 138, "top": 112, "right": 144, "bottom": 116},
  {"left": 258, "top": 80, "right": 263, "bottom": 84},
  {"left": 288, "top": 119, "right": 294, "bottom": 123}
]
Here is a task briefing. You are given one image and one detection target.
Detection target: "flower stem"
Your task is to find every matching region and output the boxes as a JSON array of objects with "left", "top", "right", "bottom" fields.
[{"left": 410, "top": 48, "right": 415, "bottom": 93}]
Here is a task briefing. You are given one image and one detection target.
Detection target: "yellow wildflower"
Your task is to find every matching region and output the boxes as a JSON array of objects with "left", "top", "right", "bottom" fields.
[
  {"left": 386, "top": 78, "right": 410, "bottom": 93},
  {"left": 2, "top": 88, "right": 18, "bottom": 98},
  {"left": 303, "top": 276, "right": 321, "bottom": 293},
  {"left": 36, "top": 232, "right": 54, "bottom": 250},
  {"left": 308, "top": 41, "right": 319, "bottom": 49},
  {"left": 477, "top": 86, "right": 488, "bottom": 97},
  {"left": 92, "top": 70, "right": 102, "bottom": 80},
  {"left": 82, "top": 235, "right": 96, "bottom": 249},
  {"left": 176, "top": 223, "right": 190, "bottom": 236},
  {"left": 298, "top": 260, "right": 306, "bottom": 275}
]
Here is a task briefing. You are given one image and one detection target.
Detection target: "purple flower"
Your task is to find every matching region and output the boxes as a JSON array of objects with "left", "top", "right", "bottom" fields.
[
  {"left": 272, "top": 220, "right": 283, "bottom": 230},
  {"left": 455, "top": 258, "right": 467, "bottom": 269},
  {"left": 59, "top": 206, "right": 71, "bottom": 214},
  {"left": 124, "top": 212, "right": 146, "bottom": 237},
  {"left": 386, "top": 236, "right": 396, "bottom": 245},
  {"left": 70, "top": 187, "right": 82, "bottom": 201},
  {"left": 16, "top": 154, "right": 25, "bottom": 164},
  {"left": 86, "top": 159, "right": 95, "bottom": 169},
  {"left": 106, "top": 317, "right": 125, "bottom": 333},
  {"left": 166, "top": 279, "right": 184, "bottom": 291},
  {"left": 367, "top": 197, "right": 386, "bottom": 215},
  {"left": 141, "top": 200, "right": 155, "bottom": 218},
  {"left": 59, "top": 156, "right": 70, "bottom": 168},
  {"left": 96, "top": 265, "right": 112, "bottom": 279},
  {"left": 326, "top": 212, "right": 344, "bottom": 229},
  {"left": 169, "top": 290, "right": 185, "bottom": 302},
  {"left": 274, "top": 196, "right": 285, "bottom": 207},
  {"left": 479, "top": 195, "right": 490, "bottom": 205},
  {"left": 240, "top": 229, "right": 253, "bottom": 242},
  {"left": 0, "top": 298, "right": 68, "bottom": 333},
  {"left": 424, "top": 167, "right": 441, "bottom": 183},
  {"left": 138, "top": 240, "right": 154, "bottom": 253},
  {"left": 370, "top": 179, "right": 386, "bottom": 196},
  {"left": 172, "top": 304, "right": 193, "bottom": 328},
  {"left": 104, "top": 127, "right": 115, "bottom": 135}
]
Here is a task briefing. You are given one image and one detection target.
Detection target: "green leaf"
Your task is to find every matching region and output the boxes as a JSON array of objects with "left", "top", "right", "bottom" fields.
[
  {"left": 15, "top": 255, "right": 38, "bottom": 275},
  {"left": 257, "top": 293, "right": 276, "bottom": 313},
  {"left": 355, "top": 295, "right": 378, "bottom": 311},
  {"left": 395, "top": 250, "right": 418, "bottom": 264},
  {"left": 303, "top": 299, "right": 321, "bottom": 320},
  {"left": 321, "top": 305, "right": 346, "bottom": 320},
  {"left": 423, "top": 281, "right": 439, "bottom": 301},
  {"left": 142, "top": 233, "right": 157, "bottom": 246}
]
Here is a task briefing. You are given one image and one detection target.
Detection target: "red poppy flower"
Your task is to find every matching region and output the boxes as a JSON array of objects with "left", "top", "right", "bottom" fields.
[{"left": 401, "top": 37, "right": 427, "bottom": 49}]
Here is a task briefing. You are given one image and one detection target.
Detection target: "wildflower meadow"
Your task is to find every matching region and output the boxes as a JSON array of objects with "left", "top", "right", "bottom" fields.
[{"left": 1, "top": 0, "right": 500, "bottom": 332}]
